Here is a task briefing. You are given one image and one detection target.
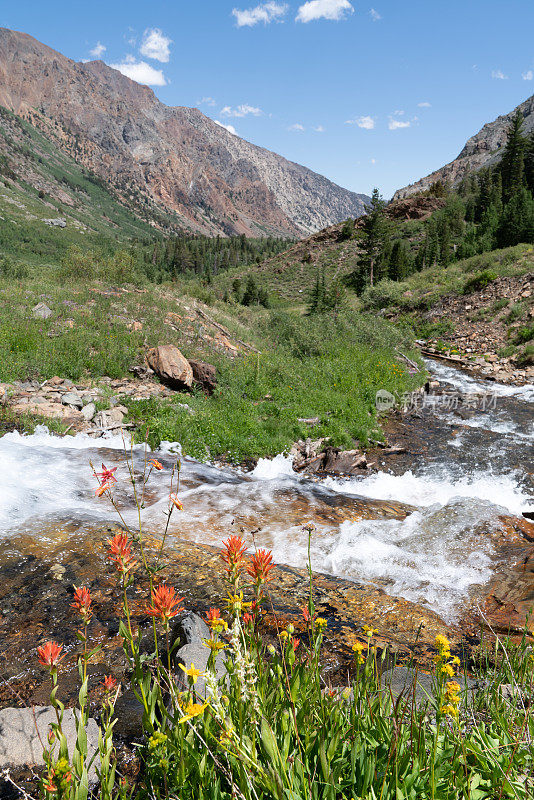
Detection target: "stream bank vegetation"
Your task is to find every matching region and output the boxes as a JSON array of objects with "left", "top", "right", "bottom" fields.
[
  {"left": 0, "top": 258, "right": 423, "bottom": 461},
  {"left": 27, "top": 448, "right": 534, "bottom": 800}
]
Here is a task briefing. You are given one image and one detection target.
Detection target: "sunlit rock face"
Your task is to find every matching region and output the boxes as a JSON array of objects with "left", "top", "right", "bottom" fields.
[
  {"left": 393, "top": 94, "right": 534, "bottom": 200},
  {"left": 0, "top": 27, "right": 369, "bottom": 237}
]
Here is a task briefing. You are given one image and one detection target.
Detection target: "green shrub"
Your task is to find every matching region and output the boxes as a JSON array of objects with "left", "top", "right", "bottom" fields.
[
  {"left": 517, "top": 343, "right": 534, "bottom": 365},
  {"left": 57, "top": 245, "right": 98, "bottom": 283},
  {"left": 513, "top": 325, "right": 534, "bottom": 345},
  {"left": 462, "top": 270, "right": 498, "bottom": 294},
  {"left": 361, "top": 279, "right": 406, "bottom": 310}
]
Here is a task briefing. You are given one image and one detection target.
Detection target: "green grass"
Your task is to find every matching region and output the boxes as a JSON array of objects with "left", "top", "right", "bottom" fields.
[
  {"left": 128, "top": 313, "right": 422, "bottom": 461},
  {"left": 0, "top": 271, "right": 423, "bottom": 461},
  {"left": 362, "top": 244, "right": 534, "bottom": 312}
]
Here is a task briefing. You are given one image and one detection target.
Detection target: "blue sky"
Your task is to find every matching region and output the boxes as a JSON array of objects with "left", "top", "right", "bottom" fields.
[{"left": 2, "top": 1, "right": 533, "bottom": 198}]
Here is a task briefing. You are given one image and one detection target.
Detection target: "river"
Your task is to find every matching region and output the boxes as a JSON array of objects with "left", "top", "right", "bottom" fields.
[{"left": 0, "top": 360, "right": 532, "bottom": 623}]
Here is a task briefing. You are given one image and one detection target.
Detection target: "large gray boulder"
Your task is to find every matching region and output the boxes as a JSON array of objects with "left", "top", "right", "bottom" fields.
[
  {"left": 172, "top": 613, "right": 226, "bottom": 697},
  {"left": 0, "top": 706, "right": 99, "bottom": 779}
]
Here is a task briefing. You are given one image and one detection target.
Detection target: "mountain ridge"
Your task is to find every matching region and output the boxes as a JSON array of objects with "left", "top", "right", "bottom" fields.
[
  {"left": 393, "top": 93, "right": 534, "bottom": 200},
  {"left": 0, "top": 27, "right": 369, "bottom": 237}
]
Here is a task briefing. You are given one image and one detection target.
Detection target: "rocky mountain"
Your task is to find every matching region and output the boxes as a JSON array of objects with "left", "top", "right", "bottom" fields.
[
  {"left": 0, "top": 28, "right": 369, "bottom": 238},
  {"left": 394, "top": 94, "right": 534, "bottom": 200}
]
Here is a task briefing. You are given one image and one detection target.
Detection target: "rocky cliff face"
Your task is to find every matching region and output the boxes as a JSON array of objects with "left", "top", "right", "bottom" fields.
[
  {"left": 394, "top": 94, "right": 534, "bottom": 200},
  {"left": 0, "top": 28, "right": 369, "bottom": 237}
]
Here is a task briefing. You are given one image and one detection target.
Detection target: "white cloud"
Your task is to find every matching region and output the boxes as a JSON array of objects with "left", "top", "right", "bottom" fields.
[
  {"left": 288, "top": 123, "right": 305, "bottom": 131},
  {"left": 369, "top": 8, "right": 381, "bottom": 21},
  {"left": 313, "top": 125, "right": 325, "bottom": 132},
  {"left": 345, "top": 115, "right": 375, "bottom": 129},
  {"left": 109, "top": 60, "right": 167, "bottom": 86},
  {"left": 199, "top": 96, "right": 217, "bottom": 106},
  {"left": 232, "top": 2, "right": 288, "bottom": 27},
  {"left": 296, "top": 0, "right": 354, "bottom": 23},
  {"left": 215, "top": 120, "right": 238, "bottom": 135},
  {"left": 522, "top": 70, "right": 533, "bottom": 81},
  {"left": 491, "top": 69, "right": 508, "bottom": 80},
  {"left": 140, "top": 28, "right": 172, "bottom": 62},
  {"left": 220, "top": 104, "right": 263, "bottom": 117},
  {"left": 388, "top": 117, "right": 411, "bottom": 130},
  {"left": 417, "top": 101, "right": 431, "bottom": 108},
  {"left": 89, "top": 42, "right": 106, "bottom": 58}
]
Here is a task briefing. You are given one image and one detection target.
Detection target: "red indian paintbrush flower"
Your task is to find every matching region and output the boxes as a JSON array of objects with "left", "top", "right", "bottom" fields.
[
  {"left": 37, "top": 641, "right": 65, "bottom": 669},
  {"left": 221, "top": 535, "right": 247, "bottom": 584},
  {"left": 102, "top": 675, "right": 118, "bottom": 692},
  {"left": 247, "top": 549, "right": 274, "bottom": 585},
  {"left": 71, "top": 586, "right": 92, "bottom": 622},
  {"left": 149, "top": 459, "right": 163, "bottom": 471},
  {"left": 146, "top": 584, "right": 184, "bottom": 625},
  {"left": 106, "top": 533, "right": 137, "bottom": 574},
  {"left": 95, "top": 464, "right": 118, "bottom": 485}
]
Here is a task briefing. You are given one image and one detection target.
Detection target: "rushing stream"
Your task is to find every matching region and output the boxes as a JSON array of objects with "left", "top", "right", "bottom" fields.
[{"left": 0, "top": 361, "right": 532, "bottom": 622}]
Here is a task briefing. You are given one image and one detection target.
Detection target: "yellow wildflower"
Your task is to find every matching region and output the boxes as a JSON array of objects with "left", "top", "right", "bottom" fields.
[
  {"left": 435, "top": 634, "right": 451, "bottom": 655},
  {"left": 316, "top": 617, "right": 327, "bottom": 630},
  {"left": 224, "top": 592, "right": 252, "bottom": 615},
  {"left": 352, "top": 641, "right": 365, "bottom": 664},
  {"left": 363, "top": 625, "right": 378, "bottom": 637},
  {"left": 179, "top": 662, "right": 202, "bottom": 685},
  {"left": 203, "top": 638, "right": 227, "bottom": 652},
  {"left": 440, "top": 664, "right": 455, "bottom": 678},
  {"left": 178, "top": 700, "right": 208, "bottom": 724}
]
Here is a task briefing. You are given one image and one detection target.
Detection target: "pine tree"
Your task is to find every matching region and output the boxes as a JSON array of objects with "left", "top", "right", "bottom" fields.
[
  {"left": 242, "top": 276, "right": 259, "bottom": 306},
  {"left": 325, "top": 277, "right": 346, "bottom": 317},
  {"left": 307, "top": 270, "right": 328, "bottom": 314},
  {"left": 438, "top": 220, "right": 451, "bottom": 265},
  {"left": 500, "top": 112, "right": 527, "bottom": 202},
  {"left": 388, "top": 240, "right": 408, "bottom": 281},
  {"left": 525, "top": 131, "right": 534, "bottom": 194},
  {"left": 350, "top": 188, "right": 390, "bottom": 288},
  {"left": 496, "top": 187, "right": 534, "bottom": 247}
]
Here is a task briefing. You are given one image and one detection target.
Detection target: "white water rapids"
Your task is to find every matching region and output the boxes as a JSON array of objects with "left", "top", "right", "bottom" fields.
[{"left": 0, "top": 361, "right": 532, "bottom": 621}]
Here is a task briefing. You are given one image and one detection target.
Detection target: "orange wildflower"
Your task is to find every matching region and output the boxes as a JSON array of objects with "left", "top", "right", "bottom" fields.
[
  {"left": 247, "top": 549, "right": 274, "bottom": 586},
  {"left": 149, "top": 459, "right": 163, "bottom": 471},
  {"left": 147, "top": 584, "right": 184, "bottom": 625},
  {"left": 95, "top": 482, "right": 111, "bottom": 497},
  {"left": 221, "top": 535, "right": 247, "bottom": 585},
  {"left": 243, "top": 612, "right": 254, "bottom": 626},
  {"left": 170, "top": 493, "right": 183, "bottom": 511},
  {"left": 106, "top": 533, "right": 137, "bottom": 574},
  {"left": 71, "top": 586, "right": 92, "bottom": 622},
  {"left": 37, "top": 641, "right": 65, "bottom": 669}
]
